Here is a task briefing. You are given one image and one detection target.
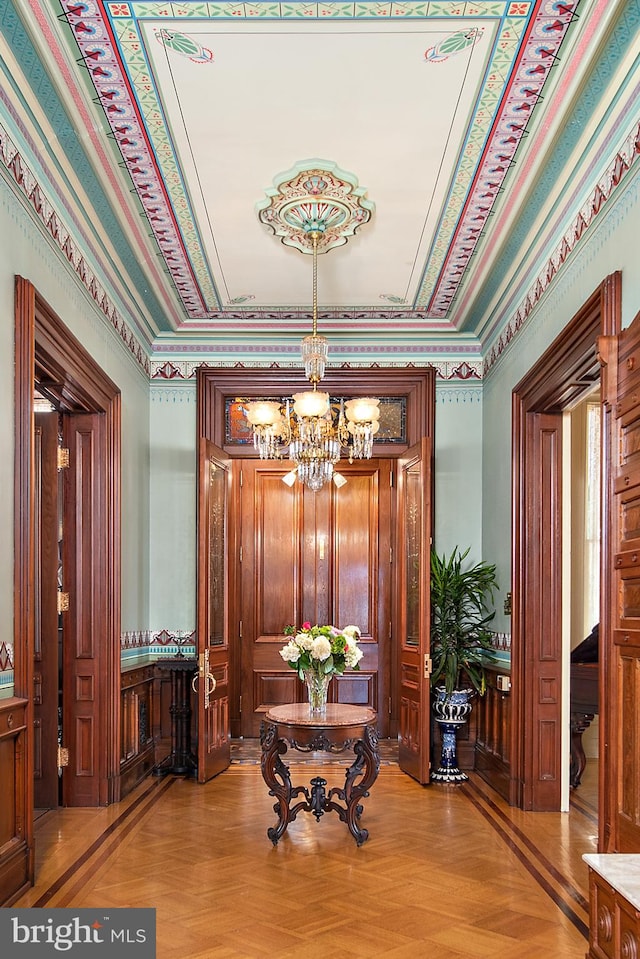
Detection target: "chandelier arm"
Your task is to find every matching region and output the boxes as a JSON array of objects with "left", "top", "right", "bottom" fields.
[{"left": 283, "top": 399, "right": 293, "bottom": 446}]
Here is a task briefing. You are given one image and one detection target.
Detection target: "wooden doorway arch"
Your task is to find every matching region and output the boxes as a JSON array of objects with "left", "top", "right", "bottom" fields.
[
  {"left": 12, "top": 278, "right": 121, "bottom": 892},
  {"left": 511, "top": 272, "right": 620, "bottom": 823}
]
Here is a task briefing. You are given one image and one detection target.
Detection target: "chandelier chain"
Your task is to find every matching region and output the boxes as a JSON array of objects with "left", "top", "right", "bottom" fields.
[
  {"left": 312, "top": 231, "right": 318, "bottom": 338},
  {"left": 244, "top": 217, "right": 379, "bottom": 490}
]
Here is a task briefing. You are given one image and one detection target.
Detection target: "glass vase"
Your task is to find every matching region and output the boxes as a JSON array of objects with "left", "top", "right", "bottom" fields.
[{"left": 304, "top": 669, "right": 332, "bottom": 715}]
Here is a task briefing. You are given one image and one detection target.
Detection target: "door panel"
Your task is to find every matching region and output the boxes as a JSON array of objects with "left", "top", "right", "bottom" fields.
[
  {"left": 34, "top": 413, "right": 59, "bottom": 808},
  {"left": 397, "top": 438, "right": 432, "bottom": 784},
  {"left": 239, "top": 460, "right": 391, "bottom": 737},
  {"left": 61, "top": 414, "right": 104, "bottom": 806},
  {"left": 608, "top": 313, "right": 640, "bottom": 849},
  {"left": 196, "top": 439, "right": 231, "bottom": 782},
  {"left": 523, "top": 412, "right": 563, "bottom": 810}
]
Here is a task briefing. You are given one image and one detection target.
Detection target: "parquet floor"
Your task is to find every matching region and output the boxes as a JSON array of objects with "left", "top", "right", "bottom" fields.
[{"left": 14, "top": 744, "right": 598, "bottom": 958}]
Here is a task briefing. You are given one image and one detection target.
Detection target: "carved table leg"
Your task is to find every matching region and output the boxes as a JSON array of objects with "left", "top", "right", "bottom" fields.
[
  {"left": 260, "top": 721, "right": 294, "bottom": 845},
  {"left": 328, "top": 725, "right": 380, "bottom": 845}
]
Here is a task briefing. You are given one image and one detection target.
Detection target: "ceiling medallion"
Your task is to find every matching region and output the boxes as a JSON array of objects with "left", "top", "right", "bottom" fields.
[{"left": 256, "top": 159, "right": 374, "bottom": 254}]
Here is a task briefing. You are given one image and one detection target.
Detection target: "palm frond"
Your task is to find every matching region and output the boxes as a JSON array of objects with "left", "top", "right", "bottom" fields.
[{"left": 430, "top": 546, "right": 499, "bottom": 696}]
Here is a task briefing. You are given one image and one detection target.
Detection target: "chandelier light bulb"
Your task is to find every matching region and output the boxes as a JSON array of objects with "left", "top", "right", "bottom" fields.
[
  {"left": 344, "top": 398, "right": 381, "bottom": 423},
  {"left": 245, "top": 400, "right": 282, "bottom": 427},
  {"left": 292, "top": 390, "right": 330, "bottom": 418}
]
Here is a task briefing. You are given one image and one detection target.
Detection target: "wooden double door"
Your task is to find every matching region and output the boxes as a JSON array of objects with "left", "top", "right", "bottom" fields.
[
  {"left": 33, "top": 408, "right": 110, "bottom": 809},
  {"left": 236, "top": 459, "right": 393, "bottom": 738}
]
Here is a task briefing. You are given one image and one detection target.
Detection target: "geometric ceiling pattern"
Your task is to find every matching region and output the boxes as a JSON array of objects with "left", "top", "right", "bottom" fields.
[{"left": 60, "top": 1, "right": 580, "bottom": 334}]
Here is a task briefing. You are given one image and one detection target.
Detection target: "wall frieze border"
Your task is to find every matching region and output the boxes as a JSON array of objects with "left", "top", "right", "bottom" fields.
[
  {"left": 483, "top": 120, "right": 640, "bottom": 375},
  {"left": 0, "top": 120, "right": 151, "bottom": 376},
  {"left": 150, "top": 358, "right": 484, "bottom": 382}
]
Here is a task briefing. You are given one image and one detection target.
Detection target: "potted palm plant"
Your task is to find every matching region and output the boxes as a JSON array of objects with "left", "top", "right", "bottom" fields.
[{"left": 430, "top": 546, "right": 499, "bottom": 782}]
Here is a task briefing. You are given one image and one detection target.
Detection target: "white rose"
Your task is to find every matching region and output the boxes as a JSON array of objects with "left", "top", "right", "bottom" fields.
[
  {"left": 343, "top": 625, "right": 361, "bottom": 641},
  {"left": 280, "top": 641, "right": 301, "bottom": 663},
  {"left": 345, "top": 644, "right": 363, "bottom": 668},
  {"left": 296, "top": 632, "right": 314, "bottom": 651},
  {"left": 310, "top": 636, "right": 332, "bottom": 661}
]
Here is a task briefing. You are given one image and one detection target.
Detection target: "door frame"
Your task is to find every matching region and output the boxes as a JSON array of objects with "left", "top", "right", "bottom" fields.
[
  {"left": 14, "top": 278, "right": 121, "bottom": 826},
  {"left": 197, "top": 366, "right": 436, "bottom": 736},
  {"left": 511, "top": 272, "right": 620, "bottom": 820}
]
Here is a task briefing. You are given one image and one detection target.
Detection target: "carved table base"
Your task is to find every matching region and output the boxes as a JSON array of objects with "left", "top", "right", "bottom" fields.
[{"left": 260, "top": 704, "right": 379, "bottom": 846}]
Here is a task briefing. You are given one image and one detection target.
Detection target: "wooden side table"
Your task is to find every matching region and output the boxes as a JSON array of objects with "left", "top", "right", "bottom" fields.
[{"left": 260, "top": 703, "right": 379, "bottom": 846}]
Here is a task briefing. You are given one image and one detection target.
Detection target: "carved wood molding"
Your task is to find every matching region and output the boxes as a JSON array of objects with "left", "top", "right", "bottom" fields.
[
  {"left": 511, "top": 272, "right": 621, "bottom": 814},
  {"left": 14, "top": 277, "right": 122, "bottom": 815}
]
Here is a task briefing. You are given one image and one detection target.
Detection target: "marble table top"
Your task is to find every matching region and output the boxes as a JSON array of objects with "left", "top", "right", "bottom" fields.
[{"left": 583, "top": 854, "right": 640, "bottom": 910}]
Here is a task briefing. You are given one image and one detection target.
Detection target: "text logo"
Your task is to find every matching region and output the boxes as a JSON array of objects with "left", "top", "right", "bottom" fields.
[{"left": 1, "top": 909, "right": 156, "bottom": 956}]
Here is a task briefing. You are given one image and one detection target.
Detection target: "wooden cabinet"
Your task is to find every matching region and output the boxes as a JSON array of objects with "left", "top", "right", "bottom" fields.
[
  {"left": 119, "top": 665, "right": 155, "bottom": 798},
  {"left": 585, "top": 854, "right": 640, "bottom": 959},
  {"left": 0, "top": 698, "right": 30, "bottom": 905}
]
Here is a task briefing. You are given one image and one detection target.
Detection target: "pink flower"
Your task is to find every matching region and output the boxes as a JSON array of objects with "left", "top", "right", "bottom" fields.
[{"left": 302, "top": 621, "right": 311, "bottom": 630}]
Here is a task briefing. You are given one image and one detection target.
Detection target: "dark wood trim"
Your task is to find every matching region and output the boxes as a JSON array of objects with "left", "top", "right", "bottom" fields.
[
  {"left": 596, "top": 328, "right": 618, "bottom": 853},
  {"left": 511, "top": 272, "right": 621, "bottom": 812},
  {"left": 196, "top": 366, "right": 436, "bottom": 455},
  {"left": 13, "top": 278, "right": 36, "bottom": 890},
  {"left": 197, "top": 365, "right": 436, "bottom": 748},
  {"left": 14, "top": 278, "right": 121, "bottom": 821},
  {"left": 594, "top": 274, "right": 621, "bottom": 850}
]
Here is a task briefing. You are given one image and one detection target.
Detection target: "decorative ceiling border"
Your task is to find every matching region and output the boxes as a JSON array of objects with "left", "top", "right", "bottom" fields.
[
  {"left": 483, "top": 119, "right": 640, "bottom": 374},
  {"left": 0, "top": 120, "right": 151, "bottom": 375},
  {"left": 0, "top": 113, "right": 484, "bottom": 380},
  {"left": 150, "top": 357, "right": 483, "bottom": 380},
  {"left": 7, "top": 0, "right": 183, "bottom": 332},
  {"left": 60, "top": 0, "right": 578, "bottom": 324},
  {"left": 425, "top": 0, "right": 580, "bottom": 318}
]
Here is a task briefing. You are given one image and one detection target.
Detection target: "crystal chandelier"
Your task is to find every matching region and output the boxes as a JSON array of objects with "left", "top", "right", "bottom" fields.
[{"left": 245, "top": 231, "right": 380, "bottom": 492}]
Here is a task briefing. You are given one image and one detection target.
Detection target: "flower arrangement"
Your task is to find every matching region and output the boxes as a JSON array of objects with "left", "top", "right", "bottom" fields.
[{"left": 279, "top": 622, "right": 363, "bottom": 679}]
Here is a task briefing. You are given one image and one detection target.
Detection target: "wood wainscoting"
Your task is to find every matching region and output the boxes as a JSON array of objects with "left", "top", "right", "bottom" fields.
[
  {"left": 119, "top": 665, "right": 156, "bottom": 798},
  {"left": 475, "top": 664, "right": 513, "bottom": 802},
  {"left": 428, "top": 663, "right": 512, "bottom": 799},
  {"left": 119, "top": 661, "right": 200, "bottom": 798}
]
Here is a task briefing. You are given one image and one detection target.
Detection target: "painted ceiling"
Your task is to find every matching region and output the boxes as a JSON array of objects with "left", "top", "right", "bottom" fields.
[{"left": 1, "top": 1, "right": 638, "bottom": 376}]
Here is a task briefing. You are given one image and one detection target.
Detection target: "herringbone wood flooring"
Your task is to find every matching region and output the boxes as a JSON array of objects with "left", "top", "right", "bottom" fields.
[{"left": 15, "top": 746, "right": 597, "bottom": 958}]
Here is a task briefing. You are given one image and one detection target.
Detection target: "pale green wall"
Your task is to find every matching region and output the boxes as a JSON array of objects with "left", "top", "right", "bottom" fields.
[
  {"left": 434, "top": 384, "right": 483, "bottom": 565},
  {"left": 0, "top": 179, "right": 151, "bottom": 635},
  {"left": 146, "top": 379, "right": 484, "bottom": 633},
  {"left": 149, "top": 385, "right": 197, "bottom": 630},
  {"left": 482, "top": 165, "right": 640, "bottom": 635}
]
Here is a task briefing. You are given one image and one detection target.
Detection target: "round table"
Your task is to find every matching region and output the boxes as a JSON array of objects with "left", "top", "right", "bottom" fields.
[{"left": 260, "top": 703, "right": 379, "bottom": 846}]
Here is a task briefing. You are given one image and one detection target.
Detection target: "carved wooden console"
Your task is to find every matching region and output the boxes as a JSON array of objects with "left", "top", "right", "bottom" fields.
[
  {"left": 119, "top": 663, "right": 155, "bottom": 797},
  {"left": 260, "top": 703, "right": 379, "bottom": 846},
  {"left": 119, "top": 656, "right": 199, "bottom": 797},
  {"left": 584, "top": 854, "right": 640, "bottom": 959}
]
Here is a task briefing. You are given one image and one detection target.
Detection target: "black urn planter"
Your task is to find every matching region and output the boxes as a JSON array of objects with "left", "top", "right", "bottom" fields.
[{"left": 431, "top": 686, "right": 473, "bottom": 782}]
